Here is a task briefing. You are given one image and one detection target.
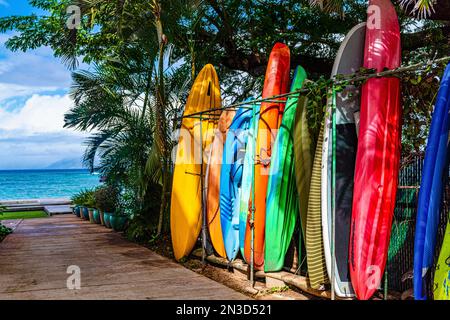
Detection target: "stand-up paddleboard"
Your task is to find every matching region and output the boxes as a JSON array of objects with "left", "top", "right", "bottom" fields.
[
  {"left": 414, "top": 63, "right": 450, "bottom": 300},
  {"left": 170, "top": 64, "right": 221, "bottom": 261},
  {"left": 321, "top": 23, "right": 365, "bottom": 298},
  {"left": 294, "top": 95, "right": 313, "bottom": 240},
  {"left": 239, "top": 105, "right": 260, "bottom": 260},
  {"left": 205, "top": 110, "right": 236, "bottom": 258},
  {"left": 265, "top": 66, "right": 307, "bottom": 272},
  {"left": 244, "top": 43, "right": 291, "bottom": 270},
  {"left": 305, "top": 124, "right": 329, "bottom": 289},
  {"left": 350, "top": 0, "right": 402, "bottom": 300},
  {"left": 220, "top": 106, "right": 253, "bottom": 261},
  {"left": 434, "top": 210, "right": 450, "bottom": 300}
]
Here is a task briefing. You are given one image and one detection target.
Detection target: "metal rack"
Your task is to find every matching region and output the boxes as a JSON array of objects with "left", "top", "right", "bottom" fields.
[{"left": 172, "top": 55, "right": 450, "bottom": 300}]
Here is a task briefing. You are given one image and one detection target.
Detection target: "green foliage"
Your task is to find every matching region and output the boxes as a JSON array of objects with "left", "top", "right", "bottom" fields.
[
  {"left": 125, "top": 182, "right": 163, "bottom": 242},
  {"left": 303, "top": 77, "right": 331, "bottom": 144},
  {"left": 0, "top": 224, "right": 12, "bottom": 241},
  {"left": 400, "top": 61, "right": 447, "bottom": 155},
  {"left": 0, "top": 211, "right": 48, "bottom": 220},
  {"left": 71, "top": 188, "right": 96, "bottom": 207},
  {"left": 93, "top": 185, "right": 118, "bottom": 213}
]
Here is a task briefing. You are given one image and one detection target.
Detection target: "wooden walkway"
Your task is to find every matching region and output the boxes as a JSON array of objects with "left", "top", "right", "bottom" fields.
[{"left": 0, "top": 215, "right": 247, "bottom": 300}]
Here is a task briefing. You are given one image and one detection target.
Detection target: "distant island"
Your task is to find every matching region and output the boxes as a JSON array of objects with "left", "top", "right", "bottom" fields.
[{"left": 45, "top": 158, "right": 84, "bottom": 170}]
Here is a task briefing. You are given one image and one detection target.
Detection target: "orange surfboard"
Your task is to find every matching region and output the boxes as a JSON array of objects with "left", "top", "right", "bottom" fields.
[
  {"left": 244, "top": 43, "right": 291, "bottom": 269},
  {"left": 205, "top": 110, "right": 236, "bottom": 258}
]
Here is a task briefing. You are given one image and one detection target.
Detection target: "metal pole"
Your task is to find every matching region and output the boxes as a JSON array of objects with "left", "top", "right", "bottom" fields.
[
  {"left": 200, "top": 114, "right": 207, "bottom": 265},
  {"left": 330, "top": 88, "right": 337, "bottom": 301},
  {"left": 174, "top": 55, "right": 450, "bottom": 123},
  {"left": 384, "top": 269, "right": 388, "bottom": 300},
  {"left": 250, "top": 102, "right": 256, "bottom": 286}
]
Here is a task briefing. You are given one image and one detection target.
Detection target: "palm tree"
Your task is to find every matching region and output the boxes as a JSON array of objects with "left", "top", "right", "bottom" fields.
[
  {"left": 63, "top": 0, "right": 201, "bottom": 236},
  {"left": 309, "top": 0, "right": 441, "bottom": 18},
  {"left": 65, "top": 45, "right": 189, "bottom": 228}
]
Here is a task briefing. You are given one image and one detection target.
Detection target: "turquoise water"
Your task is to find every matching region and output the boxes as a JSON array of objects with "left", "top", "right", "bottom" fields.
[{"left": 0, "top": 170, "right": 101, "bottom": 200}]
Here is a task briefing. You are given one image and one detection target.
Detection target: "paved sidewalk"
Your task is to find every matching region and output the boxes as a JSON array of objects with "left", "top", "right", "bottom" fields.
[{"left": 0, "top": 215, "right": 247, "bottom": 300}]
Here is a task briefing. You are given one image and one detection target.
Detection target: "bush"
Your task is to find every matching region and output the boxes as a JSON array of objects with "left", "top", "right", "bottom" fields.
[
  {"left": 94, "top": 185, "right": 119, "bottom": 213},
  {"left": 125, "top": 183, "right": 162, "bottom": 243},
  {"left": 71, "top": 189, "right": 96, "bottom": 207},
  {"left": 0, "top": 224, "right": 12, "bottom": 241},
  {"left": 0, "top": 205, "right": 12, "bottom": 242}
]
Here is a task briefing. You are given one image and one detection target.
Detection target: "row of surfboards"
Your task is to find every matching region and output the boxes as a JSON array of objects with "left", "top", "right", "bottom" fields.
[{"left": 170, "top": 0, "right": 450, "bottom": 300}]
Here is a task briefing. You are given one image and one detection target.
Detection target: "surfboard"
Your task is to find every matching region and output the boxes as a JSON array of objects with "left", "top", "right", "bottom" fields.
[
  {"left": 321, "top": 22, "right": 365, "bottom": 298},
  {"left": 434, "top": 210, "right": 450, "bottom": 300},
  {"left": 220, "top": 106, "right": 253, "bottom": 261},
  {"left": 294, "top": 95, "right": 313, "bottom": 241},
  {"left": 205, "top": 110, "right": 236, "bottom": 258},
  {"left": 305, "top": 124, "right": 329, "bottom": 289},
  {"left": 350, "top": 0, "right": 402, "bottom": 300},
  {"left": 265, "top": 66, "right": 307, "bottom": 272},
  {"left": 244, "top": 43, "right": 291, "bottom": 270},
  {"left": 170, "top": 64, "right": 221, "bottom": 261},
  {"left": 414, "top": 63, "right": 450, "bottom": 299},
  {"left": 239, "top": 105, "right": 260, "bottom": 261}
]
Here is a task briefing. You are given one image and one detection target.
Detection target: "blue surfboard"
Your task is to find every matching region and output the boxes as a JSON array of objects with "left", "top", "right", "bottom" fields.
[
  {"left": 237, "top": 104, "right": 260, "bottom": 261},
  {"left": 414, "top": 63, "right": 450, "bottom": 300},
  {"left": 220, "top": 104, "right": 254, "bottom": 261}
]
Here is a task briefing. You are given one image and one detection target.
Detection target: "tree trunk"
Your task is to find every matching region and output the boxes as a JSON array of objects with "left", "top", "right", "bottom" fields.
[{"left": 153, "top": 1, "right": 170, "bottom": 238}]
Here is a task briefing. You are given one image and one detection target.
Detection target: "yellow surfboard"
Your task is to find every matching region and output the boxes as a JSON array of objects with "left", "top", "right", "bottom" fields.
[
  {"left": 170, "top": 64, "right": 222, "bottom": 261},
  {"left": 434, "top": 212, "right": 450, "bottom": 300}
]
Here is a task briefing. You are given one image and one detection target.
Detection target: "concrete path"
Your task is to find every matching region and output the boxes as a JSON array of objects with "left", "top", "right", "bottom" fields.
[
  {"left": 44, "top": 205, "right": 72, "bottom": 215},
  {"left": 0, "top": 215, "right": 247, "bottom": 300}
]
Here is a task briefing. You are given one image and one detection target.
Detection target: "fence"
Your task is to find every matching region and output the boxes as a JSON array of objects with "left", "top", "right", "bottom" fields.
[{"left": 386, "top": 154, "right": 449, "bottom": 297}]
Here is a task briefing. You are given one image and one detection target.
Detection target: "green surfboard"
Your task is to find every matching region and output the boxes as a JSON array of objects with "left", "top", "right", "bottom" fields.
[
  {"left": 264, "top": 66, "right": 307, "bottom": 272},
  {"left": 305, "top": 123, "right": 329, "bottom": 289},
  {"left": 434, "top": 212, "right": 450, "bottom": 300},
  {"left": 294, "top": 95, "right": 314, "bottom": 239}
]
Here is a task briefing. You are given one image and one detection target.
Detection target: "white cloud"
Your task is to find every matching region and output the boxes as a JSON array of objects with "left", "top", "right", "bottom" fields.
[
  {"left": 0, "top": 94, "right": 90, "bottom": 169},
  {"left": 0, "top": 94, "right": 75, "bottom": 135},
  {"left": 0, "top": 83, "right": 58, "bottom": 102},
  {"left": 0, "top": 32, "right": 74, "bottom": 102},
  {"left": 0, "top": 33, "right": 92, "bottom": 169}
]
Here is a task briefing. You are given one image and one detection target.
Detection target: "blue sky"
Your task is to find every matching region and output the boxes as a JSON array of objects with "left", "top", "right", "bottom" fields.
[{"left": 0, "top": 0, "right": 87, "bottom": 169}]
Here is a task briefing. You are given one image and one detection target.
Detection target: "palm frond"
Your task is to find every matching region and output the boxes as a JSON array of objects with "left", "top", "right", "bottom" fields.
[
  {"left": 399, "top": 0, "right": 436, "bottom": 19},
  {"left": 308, "top": 0, "right": 344, "bottom": 15}
]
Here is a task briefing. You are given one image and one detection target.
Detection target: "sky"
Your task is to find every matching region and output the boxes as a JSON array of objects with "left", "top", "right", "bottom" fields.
[{"left": 0, "top": 0, "right": 88, "bottom": 170}]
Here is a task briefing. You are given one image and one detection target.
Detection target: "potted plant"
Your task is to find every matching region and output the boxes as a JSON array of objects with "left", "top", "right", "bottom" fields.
[
  {"left": 94, "top": 185, "right": 118, "bottom": 229},
  {"left": 85, "top": 190, "right": 96, "bottom": 223},
  {"left": 104, "top": 212, "right": 112, "bottom": 228},
  {"left": 74, "top": 189, "right": 91, "bottom": 220},
  {"left": 70, "top": 193, "right": 83, "bottom": 218},
  {"left": 92, "top": 208, "right": 101, "bottom": 224},
  {"left": 110, "top": 189, "right": 132, "bottom": 232},
  {"left": 110, "top": 212, "right": 128, "bottom": 232}
]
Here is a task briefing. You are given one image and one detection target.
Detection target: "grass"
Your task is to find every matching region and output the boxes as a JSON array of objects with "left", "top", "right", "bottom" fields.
[{"left": 0, "top": 210, "right": 48, "bottom": 220}]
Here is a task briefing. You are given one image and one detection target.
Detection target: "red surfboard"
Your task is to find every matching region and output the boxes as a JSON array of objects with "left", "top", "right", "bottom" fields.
[
  {"left": 349, "top": 0, "right": 402, "bottom": 300},
  {"left": 244, "top": 43, "right": 290, "bottom": 270}
]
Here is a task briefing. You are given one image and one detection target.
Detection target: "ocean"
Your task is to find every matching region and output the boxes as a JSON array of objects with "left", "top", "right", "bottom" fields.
[{"left": 0, "top": 169, "right": 101, "bottom": 201}]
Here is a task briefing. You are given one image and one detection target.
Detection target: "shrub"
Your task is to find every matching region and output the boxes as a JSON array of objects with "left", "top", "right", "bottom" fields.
[
  {"left": 71, "top": 189, "right": 96, "bottom": 207},
  {"left": 0, "top": 206, "right": 12, "bottom": 242},
  {"left": 125, "top": 183, "right": 162, "bottom": 242},
  {"left": 94, "top": 185, "right": 119, "bottom": 213}
]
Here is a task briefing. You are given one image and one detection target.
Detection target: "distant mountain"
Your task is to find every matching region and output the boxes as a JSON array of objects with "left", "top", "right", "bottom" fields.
[{"left": 45, "top": 158, "right": 84, "bottom": 170}]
